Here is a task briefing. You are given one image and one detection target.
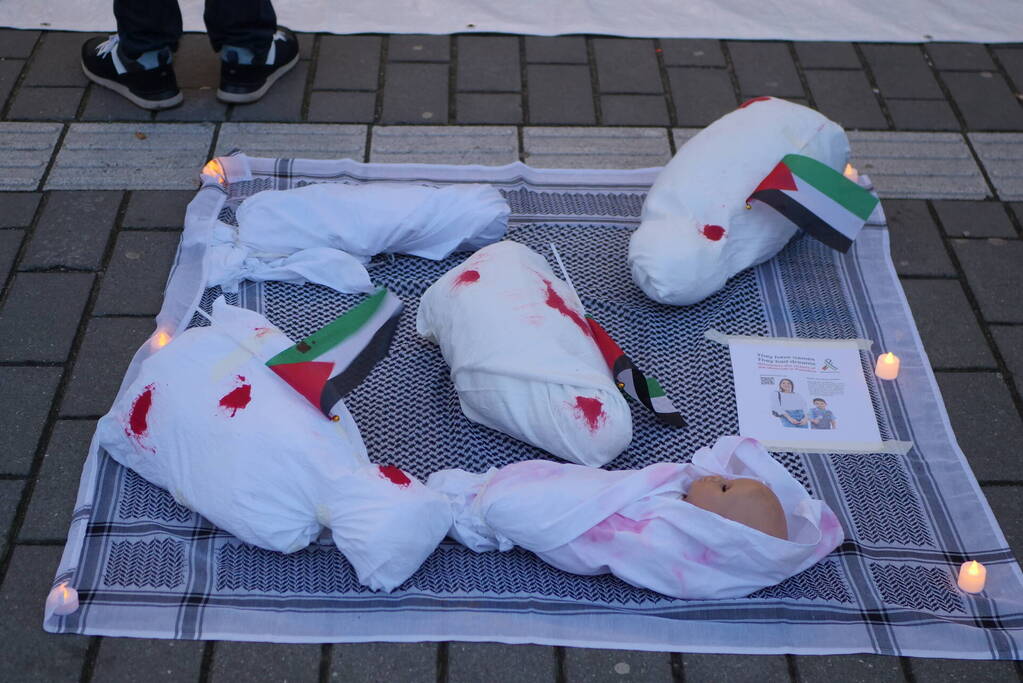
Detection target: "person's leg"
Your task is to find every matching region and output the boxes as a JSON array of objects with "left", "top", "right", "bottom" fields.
[
  {"left": 203, "top": 0, "right": 277, "bottom": 63},
  {"left": 113, "top": 0, "right": 184, "bottom": 59}
]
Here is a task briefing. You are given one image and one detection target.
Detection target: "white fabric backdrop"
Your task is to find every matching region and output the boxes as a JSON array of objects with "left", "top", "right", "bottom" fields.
[{"left": 2, "top": 0, "right": 1021, "bottom": 42}]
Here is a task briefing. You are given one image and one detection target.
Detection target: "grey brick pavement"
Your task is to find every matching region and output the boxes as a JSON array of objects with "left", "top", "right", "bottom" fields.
[
  {"left": 19, "top": 420, "right": 95, "bottom": 540},
  {"left": 0, "top": 272, "right": 93, "bottom": 361},
  {"left": 20, "top": 190, "right": 121, "bottom": 270},
  {"left": 60, "top": 316, "right": 152, "bottom": 416},
  {"left": 93, "top": 231, "right": 180, "bottom": 315},
  {"left": 0, "top": 366, "right": 62, "bottom": 475}
]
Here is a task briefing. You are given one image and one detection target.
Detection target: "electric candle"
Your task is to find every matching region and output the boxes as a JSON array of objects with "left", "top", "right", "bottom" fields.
[
  {"left": 45, "top": 582, "right": 79, "bottom": 616},
  {"left": 875, "top": 352, "right": 900, "bottom": 380},
  {"left": 152, "top": 330, "right": 171, "bottom": 349},
  {"left": 957, "top": 560, "right": 987, "bottom": 594},
  {"left": 844, "top": 163, "right": 859, "bottom": 183}
]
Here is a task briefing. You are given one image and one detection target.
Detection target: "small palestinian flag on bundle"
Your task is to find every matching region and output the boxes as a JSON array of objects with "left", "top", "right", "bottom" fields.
[
  {"left": 265, "top": 288, "right": 403, "bottom": 420},
  {"left": 585, "top": 315, "right": 685, "bottom": 428},
  {"left": 748, "top": 154, "right": 879, "bottom": 253}
]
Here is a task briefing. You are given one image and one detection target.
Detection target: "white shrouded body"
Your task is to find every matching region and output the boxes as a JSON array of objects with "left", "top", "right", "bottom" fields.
[{"left": 629, "top": 98, "right": 849, "bottom": 306}]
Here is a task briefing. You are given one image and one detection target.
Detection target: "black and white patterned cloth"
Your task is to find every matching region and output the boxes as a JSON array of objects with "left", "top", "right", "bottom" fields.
[{"left": 47, "top": 158, "right": 1023, "bottom": 657}]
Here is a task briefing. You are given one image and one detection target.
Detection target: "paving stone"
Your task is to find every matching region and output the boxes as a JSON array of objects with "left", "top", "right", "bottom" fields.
[
  {"left": 0, "top": 546, "right": 89, "bottom": 682},
  {"left": 370, "top": 126, "right": 518, "bottom": 165},
  {"left": 331, "top": 642, "right": 436, "bottom": 681},
  {"left": 23, "top": 32, "right": 96, "bottom": 87},
  {"left": 728, "top": 41, "right": 803, "bottom": 98},
  {"left": 93, "top": 638, "right": 204, "bottom": 682},
  {"left": 47, "top": 122, "right": 214, "bottom": 190},
  {"left": 932, "top": 200, "right": 1017, "bottom": 237},
  {"left": 525, "top": 36, "right": 587, "bottom": 64},
  {"left": 794, "top": 42, "right": 861, "bottom": 69},
  {"left": 927, "top": 43, "right": 996, "bottom": 71},
  {"left": 7, "top": 86, "right": 83, "bottom": 121},
  {"left": 457, "top": 36, "right": 520, "bottom": 92},
  {"left": 61, "top": 317, "right": 152, "bottom": 416},
  {"left": 900, "top": 279, "right": 995, "bottom": 369},
  {"left": 563, "top": 648, "right": 673, "bottom": 682},
  {"left": 846, "top": 131, "right": 988, "bottom": 200},
  {"left": 0, "top": 272, "right": 92, "bottom": 362},
  {"left": 860, "top": 44, "right": 943, "bottom": 99},
  {"left": 0, "top": 229, "right": 23, "bottom": 283},
  {"left": 0, "top": 479, "right": 23, "bottom": 554},
  {"left": 952, "top": 238, "right": 1023, "bottom": 322},
  {"left": 527, "top": 64, "right": 595, "bottom": 125},
  {"left": 805, "top": 70, "right": 887, "bottom": 130},
  {"left": 389, "top": 35, "right": 449, "bottom": 62},
  {"left": 968, "top": 133, "right": 1023, "bottom": 200},
  {"left": 79, "top": 84, "right": 153, "bottom": 122},
  {"left": 21, "top": 190, "right": 121, "bottom": 270},
  {"left": 94, "top": 231, "right": 179, "bottom": 315},
  {"left": 229, "top": 61, "right": 308, "bottom": 122},
  {"left": 296, "top": 32, "right": 315, "bottom": 61},
  {"left": 981, "top": 485, "right": 1023, "bottom": 560},
  {"left": 659, "top": 38, "right": 725, "bottom": 67},
  {"left": 0, "top": 191, "right": 41, "bottom": 227},
  {"left": 0, "top": 121, "right": 62, "bottom": 191},
  {"left": 0, "top": 29, "right": 40, "bottom": 58},
  {"left": 170, "top": 34, "right": 220, "bottom": 89},
  {"left": 380, "top": 62, "right": 448, "bottom": 123},
  {"left": 936, "top": 372, "right": 1023, "bottom": 482},
  {"left": 123, "top": 190, "right": 193, "bottom": 229},
  {"left": 908, "top": 657, "right": 1020, "bottom": 682},
  {"left": 523, "top": 127, "right": 670, "bottom": 168},
  {"left": 315, "top": 35, "right": 381, "bottom": 90},
  {"left": 990, "top": 326, "right": 1023, "bottom": 394},
  {"left": 0, "top": 366, "right": 62, "bottom": 474},
  {"left": 0, "top": 58, "right": 24, "bottom": 111},
  {"left": 211, "top": 642, "right": 322, "bottom": 682},
  {"left": 19, "top": 419, "right": 94, "bottom": 540},
  {"left": 307, "top": 91, "right": 376, "bottom": 123},
  {"left": 682, "top": 653, "right": 789, "bottom": 682},
  {"left": 793, "top": 654, "right": 905, "bottom": 681},
  {"left": 883, "top": 199, "right": 956, "bottom": 276},
  {"left": 993, "top": 47, "right": 1023, "bottom": 90},
  {"left": 215, "top": 122, "right": 366, "bottom": 160},
  {"left": 943, "top": 72, "right": 1023, "bottom": 131},
  {"left": 447, "top": 643, "right": 555, "bottom": 682},
  {"left": 456, "top": 93, "right": 522, "bottom": 124},
  {"left": 154, "top": 88, "right": 228, "bottom": 122},
  {"left": 600, "top": 94, "right": 669, "bottom": 126},
  {"left": 593, "top": 38, "right": 662, "bottom": 94},
  {"left": 887, "top": 98, "right": 960, "bottom": 131},
  {"left": 667, "top": 68, "right": 737, "bottom": 126}
]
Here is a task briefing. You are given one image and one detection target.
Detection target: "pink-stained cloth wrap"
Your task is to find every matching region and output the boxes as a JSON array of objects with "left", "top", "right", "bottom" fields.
[{"left": 427, "top": 436, "right": 844, "bottom": 599}]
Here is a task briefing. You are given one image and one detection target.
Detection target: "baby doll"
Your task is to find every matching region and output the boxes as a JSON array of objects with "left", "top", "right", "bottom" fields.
[{"left": 428, "top": 435, "right": 843, "bottom": 599}]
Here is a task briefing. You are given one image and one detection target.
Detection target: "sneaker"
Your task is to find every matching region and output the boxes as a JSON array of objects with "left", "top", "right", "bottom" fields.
[
  {"left": 217, "top": 27, "right": 300, "bottom": 104},
  {"left": 81, "top": 35, "right": 182, "bottom": 110}
]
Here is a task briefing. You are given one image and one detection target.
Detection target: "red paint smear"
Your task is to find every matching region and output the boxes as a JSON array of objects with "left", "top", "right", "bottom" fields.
[
  {"left": 739, "top": 96, "right": 772, "bottom": 109},
  {"left": 541, "top": 278, "right": 590, "bottom": 336},
  {"left": 701, "top": 224, "right": 726, "bottom": 241},
  {"left": 128, "top": 384, "right": 155, "bottom": 439},
  {"left": 219, "top": 383, "right": 251, "bottom": 417},
  {"left": 573, "top": 395, "right": 606, "bottom": 432},
  {"left": 379, "top": 465, "right": 411, "bottom": 488},
  {"left": 583, "top": 513, "right": 649, "bottom": 543},
  {"left": 452, "top": 269, "right": 480, "bottom": 288}
]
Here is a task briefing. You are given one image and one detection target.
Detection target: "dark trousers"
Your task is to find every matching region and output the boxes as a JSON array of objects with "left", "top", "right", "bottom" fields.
[{"left": 114, "top": 0, "right": 277, "bottom": 59}]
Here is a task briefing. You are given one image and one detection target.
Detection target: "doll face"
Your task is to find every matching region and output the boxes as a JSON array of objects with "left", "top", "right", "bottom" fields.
[{"left": 683, "top": 476, "right": 788, "bottom": 540}]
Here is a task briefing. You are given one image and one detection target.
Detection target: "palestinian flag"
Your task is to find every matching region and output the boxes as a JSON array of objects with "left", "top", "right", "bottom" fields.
[
  {"left": 585, "top": 315, "right": 685, "bottom": 428},
  {"left": 748, "top": 154, "right": 879, "bottom": 253},
  {"left": 265, "top": 288, "right": 403, "bottom": 420}
]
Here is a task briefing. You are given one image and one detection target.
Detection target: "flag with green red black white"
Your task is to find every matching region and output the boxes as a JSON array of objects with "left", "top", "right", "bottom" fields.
[
  {"left": 265, "top": 288, "right": 403, "bottom": 420},
  {"left": 748, "top": 154, "right": 879, "bottom": 253}
]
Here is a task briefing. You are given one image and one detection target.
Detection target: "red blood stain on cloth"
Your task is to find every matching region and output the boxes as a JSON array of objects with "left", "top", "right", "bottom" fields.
[
  {"left": 127, "top": 383, "right": 155, "bottom": 440},
  {"left": 738, "top": 96, "right": 772, "bottom": 109},
  {"left": 452, "top": 269, "right": 480, "bottom": 289},
  {"left": 583, "top": 513, "right": 650, "bottom": 543},
  {"left": 378, "top": 465, "right": 411, "bottom": 488},
  {"left": 573, "top": 395, "right": 606, "bottom": 432},
  {"left": 541, "top": 278, "right": 590, "bottom": 336},
  {"left": 219, "top": 376, "right": 251, "bottom": 417},
  {"left": 701, "top": 224, "right": 725, "bottom": 241}
]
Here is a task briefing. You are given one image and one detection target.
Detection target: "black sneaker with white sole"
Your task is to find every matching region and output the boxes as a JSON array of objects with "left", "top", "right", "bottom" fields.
[
  {"left": 81, "top": 35, "right": 182, "bottom": 111},
  {"left": 218, "top": 27, "right": 300, "bottom": 104}
]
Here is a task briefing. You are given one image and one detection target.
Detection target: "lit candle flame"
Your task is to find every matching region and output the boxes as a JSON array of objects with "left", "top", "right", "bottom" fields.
[
  {"left": 201, "top": 158, "right": 226, "bottom": 185},
  {"left": 967, "top": 561, "right": 981, "bottom": 575},
  {"left": 152, "top": 330, "right": 171, "bottom": 349},
  {"left": 883, "top": 352, "right": 895, "bottom": 364},
  {"left": 844, "top": 163, "right": 859, "bottom": 182}
]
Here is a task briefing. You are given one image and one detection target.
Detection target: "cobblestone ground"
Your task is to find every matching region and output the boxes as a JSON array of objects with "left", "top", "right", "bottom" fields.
[{"left": 1, "top": 28, "right": 1022, "bottom": 682}]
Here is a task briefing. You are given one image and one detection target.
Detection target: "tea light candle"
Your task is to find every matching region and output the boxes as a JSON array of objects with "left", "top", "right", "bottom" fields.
[
  {"left": 875, "top": 352, "right": 900, "bottom": 380},
  {"left": 45, "top": 582, "right": 80, "bottom": 616},
  {"left": 844, "top": 163, "right": 860, "bottom": 183},
  {"left": 957, "top": 560, "right": 986, "bottom": 594},
  {"left": 151, "top": 330, "right": 171, "bottom": 349}
]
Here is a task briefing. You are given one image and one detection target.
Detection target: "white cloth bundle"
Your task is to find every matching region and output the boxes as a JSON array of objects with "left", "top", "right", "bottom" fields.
[
  {"left": 208, "top": 182, "right": 510, "bottom": 294},
  {"left": 95, "top": 298, "right": 452, "bottom": 592},
  {"left": 630, "top": 97, "right": 850, "bottom": 306},
  {"left": 428, "top": 435, "right": 844, "bottom": 599},
  {"left": 416, "top": 241, "right": 632, "bottom": 467}
]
